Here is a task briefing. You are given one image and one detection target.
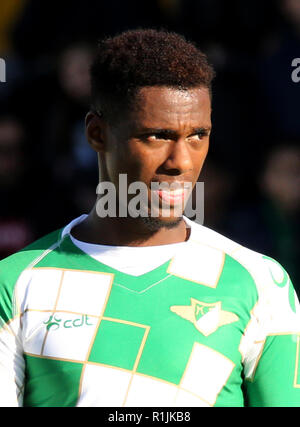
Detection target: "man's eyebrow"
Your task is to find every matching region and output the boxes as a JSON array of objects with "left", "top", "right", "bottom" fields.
[
  {"left": 138, "top": 128, "right": 176, "bottom": 137},
  {"left": 190, "top": 126, "right": 212, "bottom": 134},
  {"left": 137, "top": 126, "right": 211, "bottom": 137}
]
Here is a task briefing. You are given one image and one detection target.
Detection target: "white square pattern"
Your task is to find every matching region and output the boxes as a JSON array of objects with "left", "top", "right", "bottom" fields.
[
  {"left": 17, "top": 268, "right": 63, "bottom": 312},
  {"left": 77, "top": 364, "right": 132, "bottom": 407},
  {"left": 175, "top": 388, "right": 210, "bottom": 407},
  {"left": 42, "top": 313, "right": 99, "bottom": 361},
  {"left": 168, "top": 242, "right": 225, "bottom": 288},
  {"left": 77, "top": 367, "right": 214, "bottom": 407},
  {"left": 56, "top": 270, "right": 113, "bottom": 316},
  {"left": 180, "top": 342, "right": 235, "bottom": 405},
  {"left": 125, "top": 374, "right": 178, "bottom": 407},
  {"left": 21, "top": 269, "right": 113, "bottom": 361},
  {"left": 22, "top": 311, "right": 51, "bottom": 355}
]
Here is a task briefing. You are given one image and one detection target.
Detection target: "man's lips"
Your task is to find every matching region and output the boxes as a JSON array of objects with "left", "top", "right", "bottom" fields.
[
  {"left": 157, "top": 188, "right": 187, "bottom": 203},
  {"left": 150, "top": 183, "right": 191, "bottom": 206}
]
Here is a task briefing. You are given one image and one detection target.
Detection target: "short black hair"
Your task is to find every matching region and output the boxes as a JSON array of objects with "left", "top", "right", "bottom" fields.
[{"left": 90, "top": 28, "right": 215, "bottom": 122}]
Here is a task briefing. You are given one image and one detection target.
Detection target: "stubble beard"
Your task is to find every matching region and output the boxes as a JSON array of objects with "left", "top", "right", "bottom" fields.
[{"left": 139, "top": 215, "right": 183, "bottom": 232}]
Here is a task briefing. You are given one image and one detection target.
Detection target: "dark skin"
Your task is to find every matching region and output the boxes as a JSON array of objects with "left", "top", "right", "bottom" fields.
[{"left": 72, "top": 86, "right": 212, "bottom": 246}]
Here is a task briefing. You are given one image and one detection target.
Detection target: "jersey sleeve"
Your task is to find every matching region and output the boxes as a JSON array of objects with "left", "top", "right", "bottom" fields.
[
  {"left": 0, "top": 264, "right": 25, "bottom": 407},
  {"left": 242, "top": 256, "right": 300, "bottom": 407},
  {"left": 0, "top": 228, "right": 66, "bottom": 407}
]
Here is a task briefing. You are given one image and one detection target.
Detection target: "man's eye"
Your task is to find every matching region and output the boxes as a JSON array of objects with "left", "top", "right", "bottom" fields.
[
  {"left": 190, "top": 131, "right": 208, "bottom": 141},
  {"left": 148, "top": 134, "right": 159, "bottom": 140},
  {"left": 148, "top": 134, "right": 169, "bottom": 141}
]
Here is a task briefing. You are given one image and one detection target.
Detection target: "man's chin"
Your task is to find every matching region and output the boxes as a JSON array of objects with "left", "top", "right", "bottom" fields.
[{"left": 139, "top": 215, "right": 183, "bottom": 232}]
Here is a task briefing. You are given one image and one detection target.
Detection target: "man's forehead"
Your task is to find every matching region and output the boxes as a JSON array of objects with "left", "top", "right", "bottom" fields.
[
  {"left": 137, "top": 85, "right": 210, "bottom": 106},
  {"left": 131, "top": 86, "right": 211, "bottom": 126}
]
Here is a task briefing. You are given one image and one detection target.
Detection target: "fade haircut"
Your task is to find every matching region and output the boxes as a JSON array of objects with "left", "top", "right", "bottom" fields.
[{"left": 90, "top": 28, "right": 215, "bottom": 122}]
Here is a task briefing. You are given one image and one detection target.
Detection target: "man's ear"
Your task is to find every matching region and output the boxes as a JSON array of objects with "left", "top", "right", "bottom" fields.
[{"left": 85, "top": 111, "right": 105, "bottom": 153}]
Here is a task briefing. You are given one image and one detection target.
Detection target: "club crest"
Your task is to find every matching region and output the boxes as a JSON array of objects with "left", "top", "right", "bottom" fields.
[{"left": 170, "top": 298, "right": 238, "bottom": 336}]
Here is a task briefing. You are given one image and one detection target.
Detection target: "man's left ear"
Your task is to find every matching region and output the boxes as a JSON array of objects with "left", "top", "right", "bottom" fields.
[{"left": 85, "top": 111, "right": 105, "bottom": 153}]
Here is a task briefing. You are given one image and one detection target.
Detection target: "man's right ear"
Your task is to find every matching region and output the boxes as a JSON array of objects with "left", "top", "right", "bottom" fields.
[{"left": 85, "top": 111, "right": 106, "bottom": 153}]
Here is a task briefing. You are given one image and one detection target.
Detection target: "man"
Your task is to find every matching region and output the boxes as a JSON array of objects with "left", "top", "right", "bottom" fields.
[{"left": 0, "top": 29, "right": 299, "bottom": 407}]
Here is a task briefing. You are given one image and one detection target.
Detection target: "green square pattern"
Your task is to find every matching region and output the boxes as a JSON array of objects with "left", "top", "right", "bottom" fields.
[
  {"left": 88, "top": 319, "right": 146, "bottom": 371},
  {"left": 24, "top": 354, "right": 83, "bottom": 407}
]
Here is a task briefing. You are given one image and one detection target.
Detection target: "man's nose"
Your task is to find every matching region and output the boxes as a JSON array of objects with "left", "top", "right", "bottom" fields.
[{"left": 163, "top": 139, "right": 193, "bottom": 175}]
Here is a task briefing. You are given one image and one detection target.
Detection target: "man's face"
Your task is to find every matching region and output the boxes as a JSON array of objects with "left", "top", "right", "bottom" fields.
[{"left": 99, "top": 86, "right": 211, "bottom": 228}]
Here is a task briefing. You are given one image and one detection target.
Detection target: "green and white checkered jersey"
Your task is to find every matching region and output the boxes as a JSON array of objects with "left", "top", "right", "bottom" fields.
[{"left": 0, "top": 215, "right": 300, "bottom": 407}]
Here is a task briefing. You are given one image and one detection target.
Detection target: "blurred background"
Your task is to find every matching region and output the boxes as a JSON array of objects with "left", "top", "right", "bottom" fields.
[{"left": 0, "top": 0, "right": 299, "bottom": 293}]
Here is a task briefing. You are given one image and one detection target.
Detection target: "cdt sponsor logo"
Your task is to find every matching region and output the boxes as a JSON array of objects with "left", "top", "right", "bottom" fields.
[
  {"left": 43, "top": 314, "right": 94, "bottom": 331},
  {"left": 291, "top": 58, "right": 300, "bottom": 83},
  {"left": 0, "top": 58, "right": 5, "bottom": 82}
]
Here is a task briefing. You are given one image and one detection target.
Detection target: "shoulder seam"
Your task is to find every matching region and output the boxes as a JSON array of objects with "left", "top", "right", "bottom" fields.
[{"left": 25, "top": 238, "right": 64, "bottom": 271}]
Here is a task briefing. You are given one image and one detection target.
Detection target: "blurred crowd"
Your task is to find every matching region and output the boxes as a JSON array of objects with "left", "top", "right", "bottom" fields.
[{"left": 0, "top": 0, "right": 299, "bottom": 292}]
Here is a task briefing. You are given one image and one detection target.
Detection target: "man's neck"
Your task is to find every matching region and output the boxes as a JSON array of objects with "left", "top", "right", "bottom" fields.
[{"left": 71, "top": 207, "right": 189, "bottom": 247}]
